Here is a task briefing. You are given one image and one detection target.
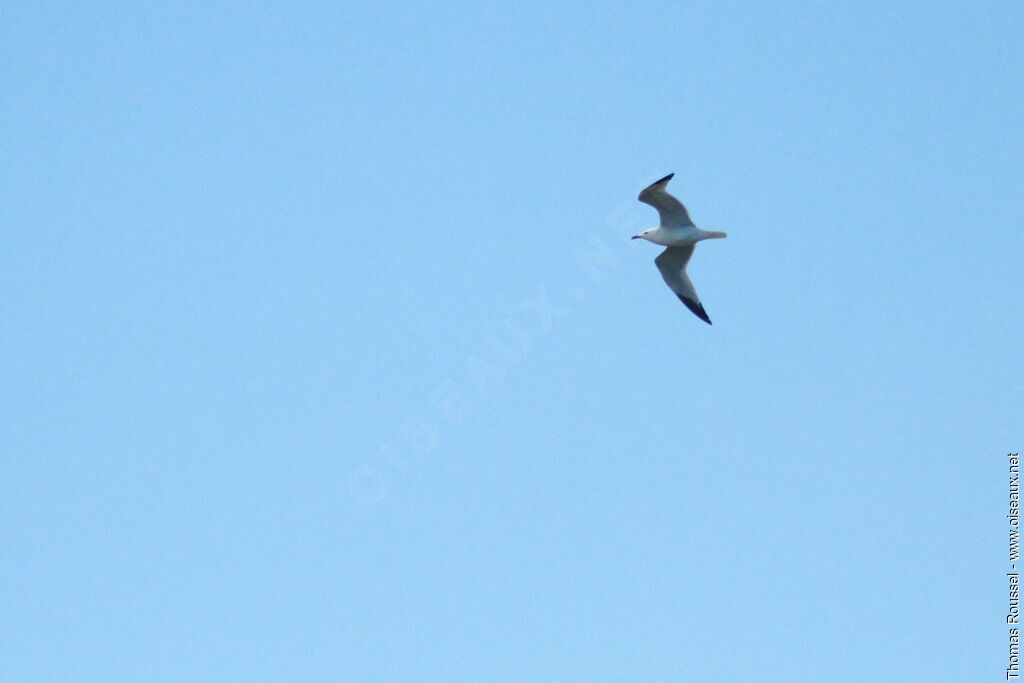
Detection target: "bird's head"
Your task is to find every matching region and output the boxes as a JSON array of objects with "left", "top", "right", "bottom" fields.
[{"left": 631, "top": 229, "right": 654, "bottom": 242}]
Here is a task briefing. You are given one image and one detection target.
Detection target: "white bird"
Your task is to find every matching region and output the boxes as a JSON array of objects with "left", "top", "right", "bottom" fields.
[{"left": 632, "top": 173, "right": 726, "bottom": 325}]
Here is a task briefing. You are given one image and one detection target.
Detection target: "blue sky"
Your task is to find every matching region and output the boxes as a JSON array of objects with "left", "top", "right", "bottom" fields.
[{"left": 2, "top": 1, "right": 1021, "bottom": 680}]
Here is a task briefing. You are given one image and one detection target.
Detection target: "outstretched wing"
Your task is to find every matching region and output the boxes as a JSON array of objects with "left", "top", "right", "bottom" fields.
[
  {"left": 638, "top": 173, "right": 695, "bottom": 227},
  {"left": 654, "top": 245, "right": 711, "bottom": 325}
]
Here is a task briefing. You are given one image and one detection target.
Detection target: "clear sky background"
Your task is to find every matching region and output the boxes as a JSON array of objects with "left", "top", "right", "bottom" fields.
[{"left": 2, "top": 2, "right": 1022, "bottom": 680}]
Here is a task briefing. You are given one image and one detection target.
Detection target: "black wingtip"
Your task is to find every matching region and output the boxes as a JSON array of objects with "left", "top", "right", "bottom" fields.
[
  {"left": 677, "top": 294, "right": 712, "bottom": 325},
  {"left": 654, "top": 172, "right": 674, "bottom": 185}
]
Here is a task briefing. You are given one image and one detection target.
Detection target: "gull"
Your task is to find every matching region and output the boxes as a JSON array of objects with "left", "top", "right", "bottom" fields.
[{"left": 632, "top": 173, "right": 726, "bottom": 325}]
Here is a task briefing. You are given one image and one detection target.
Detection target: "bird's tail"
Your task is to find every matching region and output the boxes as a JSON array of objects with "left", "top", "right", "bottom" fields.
[{"left": 707, "top": 231, "right": 727, "bottom": 239}]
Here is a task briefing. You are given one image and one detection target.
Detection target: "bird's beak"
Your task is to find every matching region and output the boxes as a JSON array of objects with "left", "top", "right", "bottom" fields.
[{"left": 631, "top": 235, "right": 641, "bottom": 240}]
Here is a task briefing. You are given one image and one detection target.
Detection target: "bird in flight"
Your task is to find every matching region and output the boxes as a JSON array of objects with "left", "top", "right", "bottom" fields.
[{"left": 632, "top": 174, "right": 726, "bottom": 325}]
